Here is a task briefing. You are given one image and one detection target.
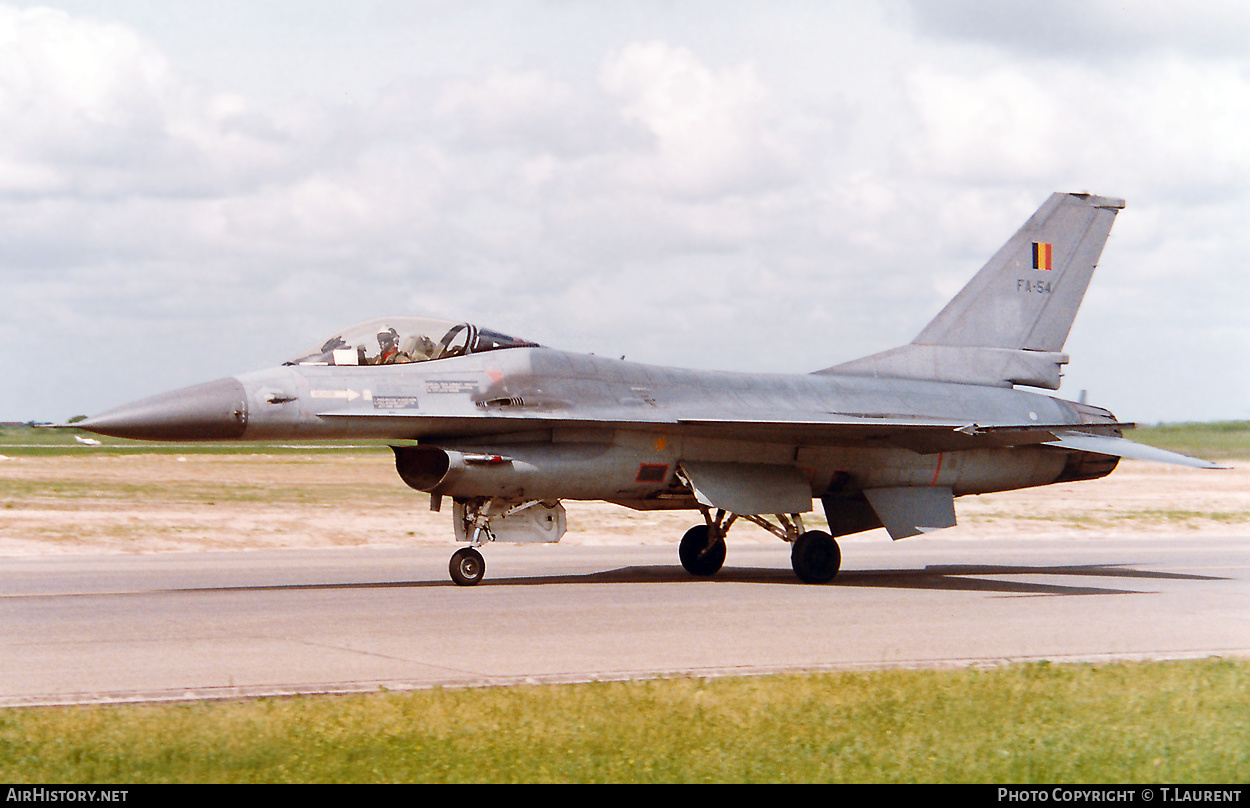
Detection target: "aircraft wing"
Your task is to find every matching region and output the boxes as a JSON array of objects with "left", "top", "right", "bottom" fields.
[
  {"left": 315, "top": 408, "right": 1221, "bottom": 468},
  {"left": 314, "top": 406, "right": 1004, "bottom": 448}
]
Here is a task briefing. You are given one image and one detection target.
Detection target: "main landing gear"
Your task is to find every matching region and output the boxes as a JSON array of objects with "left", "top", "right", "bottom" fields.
[
  {"left": 679, "top": 506, "right": 842, "bottom": 584},
  {"left": 679, "top": 524, "right": 727, "bottom": 576},
  {"left": 790, "top": 529, "right": 841, "bottom": 584}
]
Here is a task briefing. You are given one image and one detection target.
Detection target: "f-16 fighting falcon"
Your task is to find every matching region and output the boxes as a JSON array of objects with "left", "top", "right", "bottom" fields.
[{"left": 71, "top": 192, "right": 1222, "bottom": 585}]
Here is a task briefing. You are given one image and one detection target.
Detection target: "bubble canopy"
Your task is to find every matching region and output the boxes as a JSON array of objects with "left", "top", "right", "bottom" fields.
[{"left": 285, "top": 317, "right": 540, "bottom": 367}]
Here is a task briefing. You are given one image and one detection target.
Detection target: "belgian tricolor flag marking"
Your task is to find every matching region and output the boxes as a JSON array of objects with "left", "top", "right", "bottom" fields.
[{"left": 1032, "top": 241, "right": 1053, "bottom": 271}]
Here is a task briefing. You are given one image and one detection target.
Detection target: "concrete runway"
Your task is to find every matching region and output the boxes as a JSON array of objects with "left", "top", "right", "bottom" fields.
[{"left": 2, "top": 533, "right": 1248, "bottom": 706}]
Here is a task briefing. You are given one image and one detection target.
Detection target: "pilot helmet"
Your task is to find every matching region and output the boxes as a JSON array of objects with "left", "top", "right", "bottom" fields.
[{"left": 377, "top": 327, "right": 399, "bottom": 347}]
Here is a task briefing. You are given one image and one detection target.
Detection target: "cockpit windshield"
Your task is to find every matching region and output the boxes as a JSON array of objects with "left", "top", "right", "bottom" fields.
[{"left": 285, "top": 317, "right": 540, "bottom": 366}]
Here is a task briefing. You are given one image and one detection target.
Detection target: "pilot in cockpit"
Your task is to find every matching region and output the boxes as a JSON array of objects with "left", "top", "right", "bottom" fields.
[{"left": 376, "top": 327, "right": 407, "bottom": 364}]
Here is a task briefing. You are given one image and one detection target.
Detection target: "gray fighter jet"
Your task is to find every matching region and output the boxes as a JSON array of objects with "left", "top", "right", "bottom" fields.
[{"left": 73, "top": 192, "right": 1221, "bottom": 585}]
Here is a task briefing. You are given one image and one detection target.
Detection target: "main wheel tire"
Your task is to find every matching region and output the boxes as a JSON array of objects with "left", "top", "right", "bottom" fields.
[
  {"left": 449, "top": 547, "right": 486, "bottom": 586},
  {"left": 679, "top": 525, "right": 726, "bottom": 577},
  {"left": 791, "top": 530, "right": 841, "bottom": 584}
]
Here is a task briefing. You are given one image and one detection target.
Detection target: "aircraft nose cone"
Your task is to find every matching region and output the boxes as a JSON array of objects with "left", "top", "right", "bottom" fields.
[{"left": 77, "top": 378, "right": 249, "bottom": 441}]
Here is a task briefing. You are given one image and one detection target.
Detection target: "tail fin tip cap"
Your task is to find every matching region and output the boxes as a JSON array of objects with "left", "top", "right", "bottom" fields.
[{"left": 1070, "top": 192, "right": 1125, "bottom": 210}]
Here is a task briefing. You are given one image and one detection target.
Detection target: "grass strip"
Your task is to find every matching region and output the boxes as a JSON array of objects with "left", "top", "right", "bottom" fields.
[
  {"left": 1, "top": 659, "right": 1246, "bottom": 783},
  {"left": 1130, "top": 421, "right": 1250, "bottom": 461}
]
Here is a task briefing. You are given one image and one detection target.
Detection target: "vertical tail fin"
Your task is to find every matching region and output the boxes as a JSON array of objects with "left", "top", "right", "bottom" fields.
[
  {"left": 915, "top": 192, "right": 1124, "bottom": 352},
  {"left": 826, "top": 192, "right": 1124, "bottom": 389}
]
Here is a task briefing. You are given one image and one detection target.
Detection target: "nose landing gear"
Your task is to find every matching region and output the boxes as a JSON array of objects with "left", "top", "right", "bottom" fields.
[
  {"left": 449, "top": 546, "right": 486, "bottom": 586},
  {"left": 444, "top": 497, "right": 568, "bottom": 585}
]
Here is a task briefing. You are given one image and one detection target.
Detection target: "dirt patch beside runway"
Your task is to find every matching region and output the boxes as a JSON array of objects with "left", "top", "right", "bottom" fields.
[{"left": 0, "top": 453, "right": 1246, "bottom": 555}]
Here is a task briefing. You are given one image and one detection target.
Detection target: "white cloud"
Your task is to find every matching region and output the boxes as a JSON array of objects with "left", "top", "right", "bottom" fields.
[
  {"left": 600, "top": 41, "right": 803, "bottom": 199},
  {"left": 0, "top": 7, "right": 170, "bottom": 193},
  {"left": 0, "top": 5, "right": 318, "bottom": 202},
  {"left": 904, "top": 55, "right": 1250, "bottom": 200},
  {"left": 905, "top": 65, "right": 1068, "bottom": 182}
]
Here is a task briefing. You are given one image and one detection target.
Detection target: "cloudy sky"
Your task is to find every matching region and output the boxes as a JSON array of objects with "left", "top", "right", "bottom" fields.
[{"left": 3, "top": 1, "right": 1248, "bottom": 425}]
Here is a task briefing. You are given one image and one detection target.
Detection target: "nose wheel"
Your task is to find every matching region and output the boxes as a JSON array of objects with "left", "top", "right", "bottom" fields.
[{"left": 449, "top": 546, "right": 486, "bottom": 586}]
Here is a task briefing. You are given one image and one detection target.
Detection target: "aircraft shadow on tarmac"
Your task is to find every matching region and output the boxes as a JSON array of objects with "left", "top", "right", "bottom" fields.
[
  {"left": 486, "top": 562, "right": 1226, "bottom": 597},
  {"left": 185, "top": 562, "right": 1226, "bottom": 598}
]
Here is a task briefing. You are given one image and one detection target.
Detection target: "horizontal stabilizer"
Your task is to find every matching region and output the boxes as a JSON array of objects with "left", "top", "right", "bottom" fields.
[
  {"left": 680, "top": 462, "right": 813, "bottom": 515},
  {"left": 862, "top": 486, "right": 957, "bottom": 540},
  {"left": 1044, "top": 432, "right": 1228, "bottom": 469}
]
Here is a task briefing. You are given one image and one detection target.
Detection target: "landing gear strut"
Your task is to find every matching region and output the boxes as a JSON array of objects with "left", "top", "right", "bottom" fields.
[
  {"left": 677, "top": 503, "right": 842, "bottom": 584},
  {"left": 443, "top": 497, "right": 567, "bottom": 585},
  {"left": 447, "top": 499, "right": 494, "bottom": 586}
]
